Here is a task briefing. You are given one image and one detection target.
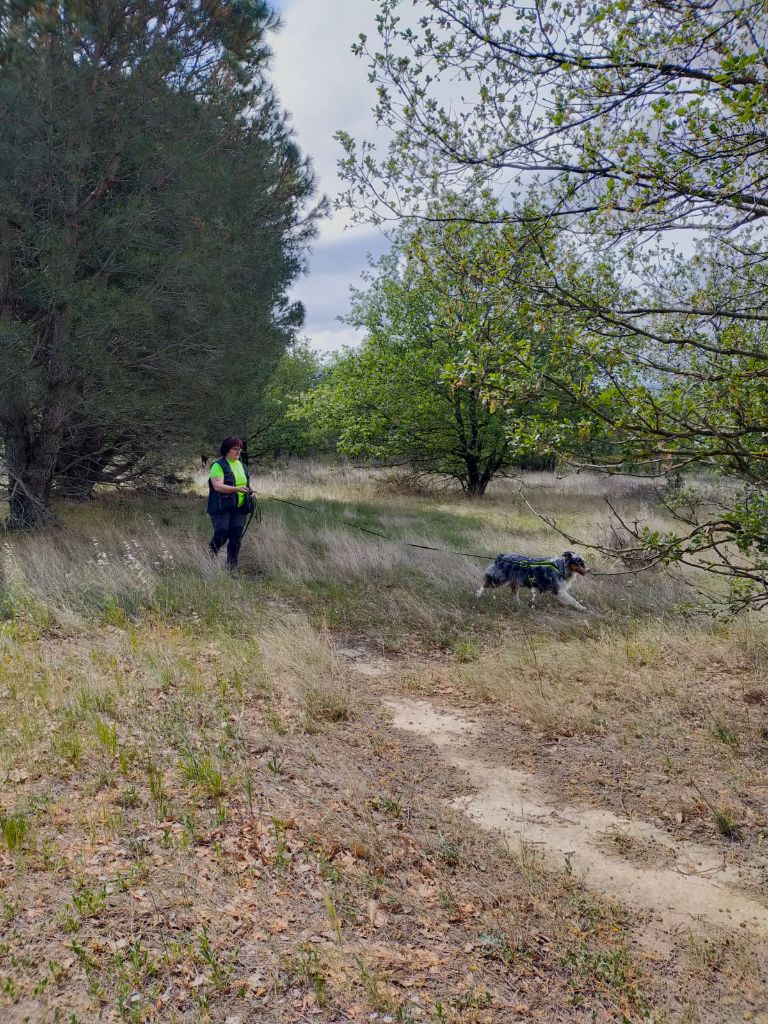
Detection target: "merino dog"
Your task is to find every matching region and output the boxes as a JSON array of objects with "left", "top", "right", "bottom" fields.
[{"left": 476, "top": 550, "right": 589, "bottom": 612}]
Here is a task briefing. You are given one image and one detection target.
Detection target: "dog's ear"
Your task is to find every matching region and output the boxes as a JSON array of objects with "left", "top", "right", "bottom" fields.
[{"left": 562, "top": 550, "right": 574, "bottom": 560}]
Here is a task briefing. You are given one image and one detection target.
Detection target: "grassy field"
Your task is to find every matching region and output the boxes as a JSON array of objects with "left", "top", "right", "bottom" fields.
[{"left": 1, "top": 462, "right": 766, "bottom": 1023}]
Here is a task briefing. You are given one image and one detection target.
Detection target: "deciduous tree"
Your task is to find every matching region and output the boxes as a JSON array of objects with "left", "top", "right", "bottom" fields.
[
  {"left": 297, "top": 208, "right": 589, "bottom": 495},
  {"left": 340, "top": 0, "right": 768, "bottom": 606}
]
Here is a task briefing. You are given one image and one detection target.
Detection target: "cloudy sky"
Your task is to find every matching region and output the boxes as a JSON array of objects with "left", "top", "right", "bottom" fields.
[{"left": 269, "top": 0, "right": 390, "bottom": 354}]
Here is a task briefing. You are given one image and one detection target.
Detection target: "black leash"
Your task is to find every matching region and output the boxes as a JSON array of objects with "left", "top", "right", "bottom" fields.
[
  {"left": 242, "top": 492, "right": 641, "bottom": 577},
  {"left": 239, "top": 439, "right": 259, "bottom": 542},
  {"left": 263, "top": 495, "right": 495, "bottom": 561},
  {"left": 240, "top": 494, "right": 263, "bottom": 542}
]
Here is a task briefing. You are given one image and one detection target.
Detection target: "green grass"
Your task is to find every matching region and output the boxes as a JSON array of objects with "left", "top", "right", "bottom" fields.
[
  {"left": 562, "top": 942, "right": 649, "bottom": 1022},
  {"left": 0, "top": 813, "right": 28, "bottom": 853},
  {"left": 0, "top": 465, "right": 696, "bottom": 655},
  {"left": 178, "top": 750, "right": 226, "bottom": 799}
]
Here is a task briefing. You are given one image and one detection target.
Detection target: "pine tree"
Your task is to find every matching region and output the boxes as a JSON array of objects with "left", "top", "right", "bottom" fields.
[{"left": 0, "top": 0, "right": 319, "bottom": 525}]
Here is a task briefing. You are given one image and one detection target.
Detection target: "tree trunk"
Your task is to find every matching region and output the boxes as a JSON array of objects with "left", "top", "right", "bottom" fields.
[
  {"left": 465, "top": 470, "right": 488, "bottom": 497},
  {"left": 463, "top": 450, "right": 488, "bottom": 496},
  {"left": 459, "top": 392, "right": 490, "bottom": 497},
  {"left": 5, "top": 417, "right": 48, "bottom": 528},
  {"left": 4, "top": 306, "right": 71, "bottom": 528},
  {"left": 6, "top": 408, "right": 68, "bottom": 528}
]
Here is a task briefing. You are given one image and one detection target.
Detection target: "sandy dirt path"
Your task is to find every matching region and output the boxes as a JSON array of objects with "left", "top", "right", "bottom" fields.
[{"left": 387, "top": 697, "right": 768, "bottom": 940}]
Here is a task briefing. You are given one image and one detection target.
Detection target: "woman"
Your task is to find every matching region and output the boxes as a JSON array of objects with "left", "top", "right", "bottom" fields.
[{"left": 207, "top": 436, "right": 253, "bottom": 570}]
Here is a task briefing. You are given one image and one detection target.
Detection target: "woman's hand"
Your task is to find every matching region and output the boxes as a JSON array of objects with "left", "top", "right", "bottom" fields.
[{"left": 210, "top": 479, "right": 251, "bottom": 495}]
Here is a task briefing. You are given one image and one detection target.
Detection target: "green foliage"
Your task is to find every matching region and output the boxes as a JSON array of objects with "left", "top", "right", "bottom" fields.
[
  {"left": 477, "top": 931, "right": 533, "bottom": 966},
  {"left": 70, "top": 881, "right": 107, "bottom": 921},
  {"left": 342, "top": 1, "right": 768, "bottom": 236},
  {"left": 713, "top": 807, "right": 741, "bottom": 840},
  {"left": 296, "top": 204, "right": 586, "bottom": 495},
  {"left": 179, "top": 750, "right": 226, "bottom": 800},
  {"left": 562, "top": 942, "right": 649, "bottom": 1021},
  {"left": 94, "top": 719, "right": 119, "bottom": 759},
  {"left": 341, "top": 0, "right": 768, "bottom": 606},
  {"left": 283, "top": 943, "right": 329, "bottom": 1007},
  {"left": 0, "top": 0, "right": 319, "bottom": 524},
  {"left": 247, "top": 341, "right": 334, "bottom": 460}
]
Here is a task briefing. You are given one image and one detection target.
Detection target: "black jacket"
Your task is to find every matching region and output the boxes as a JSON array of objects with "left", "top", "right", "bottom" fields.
[{"left": 207, "top": 458, "right": 253, "bottom": 515}]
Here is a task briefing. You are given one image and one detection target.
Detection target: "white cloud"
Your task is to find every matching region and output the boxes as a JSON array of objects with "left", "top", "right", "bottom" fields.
[
  {"left": 271, "top": 0, "right": 379, "bottom": 244},
  {"left": 269, "top": 0, "right": 389, "bottom": 352},
  {"left": 292, "top": 231, "right": 390, "bottom": 354},
  {"left": 303, "top": 326, "right": 362, "bottom": 357}
]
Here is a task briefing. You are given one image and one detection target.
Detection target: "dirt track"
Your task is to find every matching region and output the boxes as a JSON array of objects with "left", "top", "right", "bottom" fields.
[{"left": 387, "top": 697, "right": 768, "bottom": 943}]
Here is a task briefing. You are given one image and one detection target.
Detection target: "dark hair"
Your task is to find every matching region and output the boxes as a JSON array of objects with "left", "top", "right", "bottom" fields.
[{"left": 219, "top": 436, "right": 244, "bottom": 457}]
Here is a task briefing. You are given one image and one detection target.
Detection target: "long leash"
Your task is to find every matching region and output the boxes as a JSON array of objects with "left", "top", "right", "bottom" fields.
[
  {"left": 241, "top": 492, "right": 643, "bottom": 577},
  {"left": 263, "top": 495, "right": 495, "bottom": 561},
  {"left": 240, "top": 494, "right": 263, "bottom": 542}
]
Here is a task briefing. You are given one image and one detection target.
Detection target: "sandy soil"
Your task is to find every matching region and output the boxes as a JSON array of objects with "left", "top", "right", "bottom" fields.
[{"left": 386, "top": 697, "right": 768, "bottom": 946}]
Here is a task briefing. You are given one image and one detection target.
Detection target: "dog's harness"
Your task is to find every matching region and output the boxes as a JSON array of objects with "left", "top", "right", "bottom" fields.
[
  {"left": 509, "top": 556, "right": 567, "bottom": 587},
  {"left": 514, "top": 557, "right": 564, "bottom": 575}
]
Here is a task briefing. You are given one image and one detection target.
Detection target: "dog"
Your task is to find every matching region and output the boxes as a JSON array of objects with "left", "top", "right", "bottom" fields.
[{"left": 476, "top": 550, "right": 589, "bottom": 612}]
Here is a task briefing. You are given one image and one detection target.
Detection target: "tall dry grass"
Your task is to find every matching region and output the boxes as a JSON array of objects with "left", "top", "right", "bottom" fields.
[{"left": 0, "top": 462, "right": 716, "bottom": 648}]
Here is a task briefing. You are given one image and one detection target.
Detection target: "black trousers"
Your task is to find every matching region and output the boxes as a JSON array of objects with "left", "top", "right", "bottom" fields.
[{"left": 209, "top": 509, "right": 248, "bottom": 568}]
